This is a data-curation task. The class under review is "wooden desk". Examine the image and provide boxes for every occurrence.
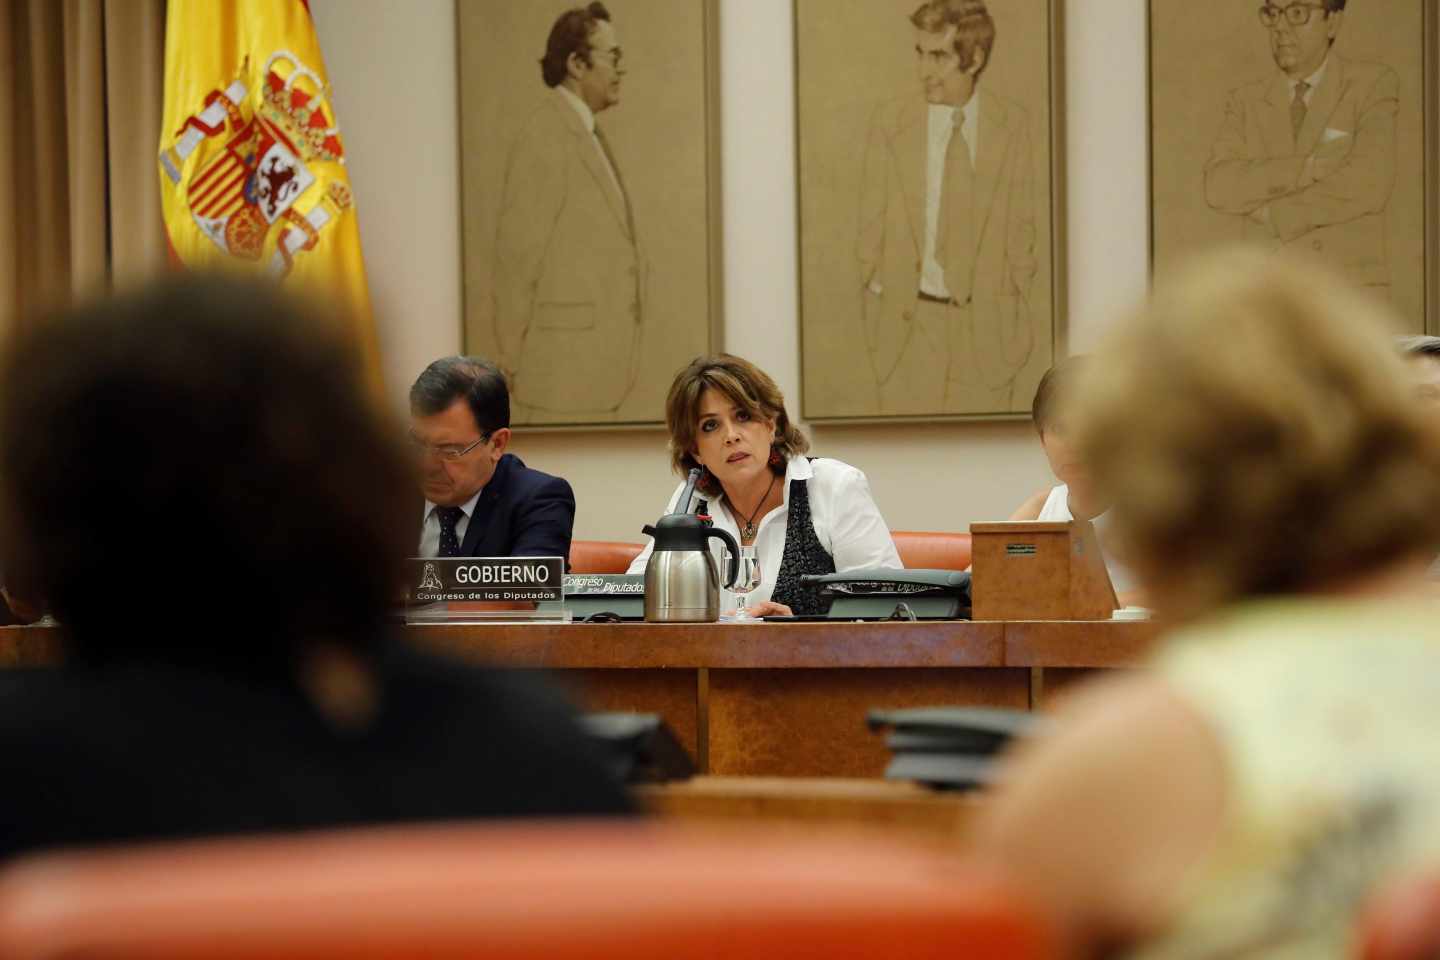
[0,619,1163,776]
[640,776,980,850]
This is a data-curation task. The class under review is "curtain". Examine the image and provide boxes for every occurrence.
[0,0,167,338]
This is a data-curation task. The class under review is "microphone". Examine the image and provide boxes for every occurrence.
[675,467,702,515]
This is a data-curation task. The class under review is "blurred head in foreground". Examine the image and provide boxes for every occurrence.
[1073,248,1440,621]
[0,275,413,663]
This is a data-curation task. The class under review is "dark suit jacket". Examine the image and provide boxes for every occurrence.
[429,453,575,562]
[0,640,633,861]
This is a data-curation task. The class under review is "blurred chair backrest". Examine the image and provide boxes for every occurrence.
[0,822,1051,960]
[570,540,645,574]
[893,531,973,571]
[1359,873,1440,960]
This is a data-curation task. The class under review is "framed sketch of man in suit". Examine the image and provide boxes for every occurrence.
[1151,0,1437,334]
[459,1,721,427]
[797,0,1061,421]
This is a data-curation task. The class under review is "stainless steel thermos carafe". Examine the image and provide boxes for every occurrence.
[641,469,740,622]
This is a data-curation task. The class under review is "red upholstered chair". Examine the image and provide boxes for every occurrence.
[892,530,973,570]
[1358,873,1440,960]
[569,540,645,574]
[0,822,1052,959]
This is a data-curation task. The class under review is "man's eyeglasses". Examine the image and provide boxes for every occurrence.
[409,433,488,462]
[1258,3,1329,28]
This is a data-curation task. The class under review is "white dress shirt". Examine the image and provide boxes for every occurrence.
[556,84,624,199]
[627,456,903,608]
[418,488,483,558]
[920,95,980,300]
[1288,56,1328,107]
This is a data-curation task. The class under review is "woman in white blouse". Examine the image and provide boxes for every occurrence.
[628,354,901,616]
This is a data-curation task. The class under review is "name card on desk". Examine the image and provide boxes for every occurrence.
[563,573,645,621]
[405,557,563,603]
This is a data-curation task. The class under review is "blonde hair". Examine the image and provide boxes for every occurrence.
[1075,248,1440,620]
[664,354,809,494]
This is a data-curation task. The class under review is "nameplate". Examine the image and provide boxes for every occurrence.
[406,556,564,603]
[563,573,645,596]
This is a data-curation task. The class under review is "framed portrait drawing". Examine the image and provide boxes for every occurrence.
[458,0,722,427]
[796,0,1064,422]
[1150,0,1439,335]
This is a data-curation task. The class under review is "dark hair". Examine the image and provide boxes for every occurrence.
[409,356,510,438]
[664,354,809,496]
[540,2,611,88]
[1321,0,1345,45]
[0,275,415,662]
[1031,355,1090,435]
[910,0,996,81]
[1398,335,1440,359]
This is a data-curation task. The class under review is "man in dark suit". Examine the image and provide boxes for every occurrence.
[409,356,575,561]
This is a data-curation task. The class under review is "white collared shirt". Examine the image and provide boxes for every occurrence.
[627,456,903,608]
[921,95,980,299]
[419,488,483,558]
[556,84,624,198]
[1288,56,1328,106]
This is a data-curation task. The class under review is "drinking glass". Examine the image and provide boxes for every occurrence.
[730,545,763,621]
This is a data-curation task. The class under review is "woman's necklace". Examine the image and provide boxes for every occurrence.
[733,472,779,541]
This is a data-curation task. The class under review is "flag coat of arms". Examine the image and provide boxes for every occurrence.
[158,0,380,380]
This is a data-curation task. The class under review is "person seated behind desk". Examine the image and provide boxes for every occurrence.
[409,356,575,561]
[628,354,902,617]
[1398,335,1440,583]
[1008,355,1142,606]
[972,249,1440,959]
[0,277,630,862]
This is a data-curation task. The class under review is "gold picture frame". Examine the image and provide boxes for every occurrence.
[457,0,723,428]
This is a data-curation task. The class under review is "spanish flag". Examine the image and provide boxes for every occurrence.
[157,0,380,385]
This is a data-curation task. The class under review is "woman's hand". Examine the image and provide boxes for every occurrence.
[743,600,794,618]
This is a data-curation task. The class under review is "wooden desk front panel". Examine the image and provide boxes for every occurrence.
[0,620,1156,776]
[549,667,701,767]
[707,667,1029,778]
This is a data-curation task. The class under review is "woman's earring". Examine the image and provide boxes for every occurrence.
[768,447,782,467]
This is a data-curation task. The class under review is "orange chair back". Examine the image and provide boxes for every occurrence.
[0,822,1051,959]
[892,530,973,570]
[1359,873,1440,960]
[569,540,645,574]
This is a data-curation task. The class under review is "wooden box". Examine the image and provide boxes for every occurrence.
[969,521,1117,621]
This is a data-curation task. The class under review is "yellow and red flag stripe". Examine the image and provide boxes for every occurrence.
[158,0,381,386]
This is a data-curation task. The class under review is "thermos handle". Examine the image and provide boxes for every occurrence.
[641,524,657,538]
[707,527,740,589]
